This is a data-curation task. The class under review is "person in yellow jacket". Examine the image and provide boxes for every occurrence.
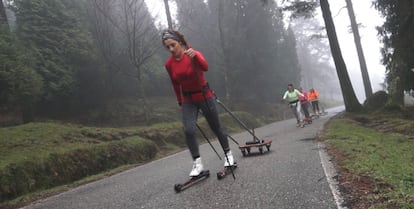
[308,88,320,115]
[282,84,304,126]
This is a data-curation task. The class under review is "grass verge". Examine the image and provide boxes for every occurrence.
[320,110,414,209]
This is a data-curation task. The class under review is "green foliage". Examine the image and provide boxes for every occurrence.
[0,27,43,111]
[12,0,95,110]
[291,16,341,99]
[0,136,157,202]
[374,0,414,91]
[280,0,318,18]
[322,113,414,208]
[0,122,160,202]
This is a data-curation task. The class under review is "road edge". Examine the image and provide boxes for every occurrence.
[318,142,348,209]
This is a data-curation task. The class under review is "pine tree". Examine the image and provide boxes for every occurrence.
[13,0,95,111]
[374,0,414,109]
[0,27,43,122]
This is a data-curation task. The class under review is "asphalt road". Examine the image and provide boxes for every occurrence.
[22,106,345,209]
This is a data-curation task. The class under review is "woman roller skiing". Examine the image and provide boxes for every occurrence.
[162,29,236,179]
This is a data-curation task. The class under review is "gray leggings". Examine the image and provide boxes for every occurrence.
[182,98,229,160]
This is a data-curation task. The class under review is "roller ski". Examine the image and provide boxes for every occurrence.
[174,157,209,193]
[174,170,210,193]
[217,150,237,180]
[217,164,237,180]
[310,114,319,120]
[297,117,312,128]
[303,117,312,124]
[296,120,305,128]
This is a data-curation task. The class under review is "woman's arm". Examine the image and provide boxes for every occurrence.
[185,48,208,71]
[295,89,304,97]
[165,65,182,105]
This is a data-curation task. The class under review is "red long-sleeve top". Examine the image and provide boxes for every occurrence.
[165,50,213,103]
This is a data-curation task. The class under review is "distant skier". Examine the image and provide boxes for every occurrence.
[282,84,304,126]
[162,29,235,177]
[298,87,311,121]
[308,88,321,115]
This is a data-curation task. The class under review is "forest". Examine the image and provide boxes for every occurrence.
[0,0,344,126]
[0,0,413,125]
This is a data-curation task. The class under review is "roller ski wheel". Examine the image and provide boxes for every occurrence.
[311,114,319,119]
[217,163,237,180]
[174,170,210,193]
[297,122,305,128]
[174,183,183,192]
[319,112,328,116]
[304,118,312,124]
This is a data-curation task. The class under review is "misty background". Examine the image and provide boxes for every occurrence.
[0,0,387,126]
[146,0,386,102]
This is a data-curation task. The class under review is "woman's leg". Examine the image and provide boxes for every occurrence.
[182,102,200,160]
[302,103,310,118]
[311,101,317,114]
[314,100,320,113]
[291,104,299,123]
[296,101,303,121]
[199,98,230,152]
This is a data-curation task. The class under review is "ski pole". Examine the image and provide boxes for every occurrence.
[196,123,222,161]
[215,95,260,142]
[198,110,239,146]
[227,134,239,146]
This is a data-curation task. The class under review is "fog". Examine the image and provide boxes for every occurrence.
[326,0,385,102]
[1,0,390,126]
[146,0,386,103]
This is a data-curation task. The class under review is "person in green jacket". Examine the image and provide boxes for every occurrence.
[282,84,304,126]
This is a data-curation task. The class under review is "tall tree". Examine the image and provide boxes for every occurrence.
[163,0,173,29]
[93,0,160,124]
[216,0,234,101]
[0,0,8,28]
[320,0,362,111]
[13,0,96,112]
[345,0,372,98]
[374,0,414,109]
[0,27,43,122]
[209,0,297,102]
[291,16,339,95]
[119,0,160,124]
[88,0,127,101]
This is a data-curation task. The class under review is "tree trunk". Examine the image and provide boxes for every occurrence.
[345,0,372,99]
[163,0,173,29]
[0,0,9,28]
[320,0,362,112]
[386,54,405,109]
[218,0,232,102]
[137,69,149,125]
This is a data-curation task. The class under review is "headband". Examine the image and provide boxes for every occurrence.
[162,31,180,42]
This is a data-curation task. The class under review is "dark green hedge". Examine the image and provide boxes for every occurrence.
[0,137,157,202]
